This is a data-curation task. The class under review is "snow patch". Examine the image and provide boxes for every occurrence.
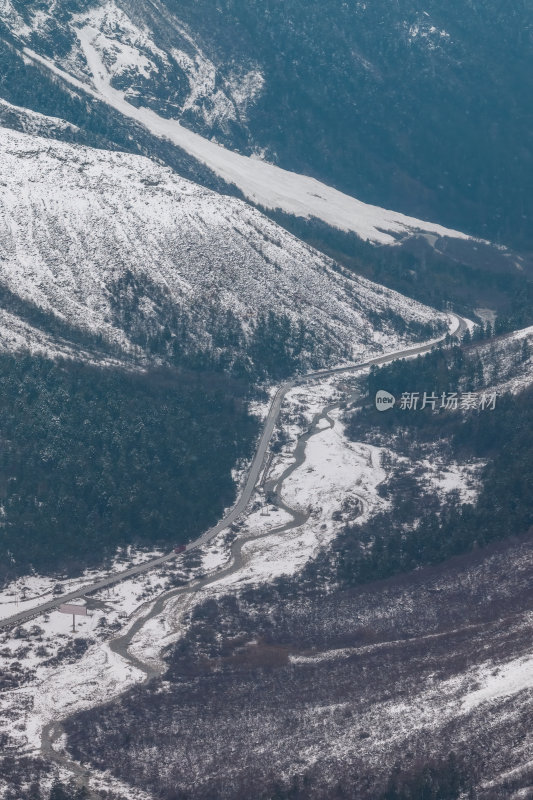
[462,655,533,711]
[23,37,471,246]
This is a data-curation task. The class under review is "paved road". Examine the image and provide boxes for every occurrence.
[0,316,464,632]
[39,366,352,794]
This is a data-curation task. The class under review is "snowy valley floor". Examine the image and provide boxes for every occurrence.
[0,373,379,796]
[1,370,533,799]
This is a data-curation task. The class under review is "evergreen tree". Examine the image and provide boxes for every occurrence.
[49,781,70,800]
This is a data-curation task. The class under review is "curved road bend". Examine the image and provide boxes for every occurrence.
[39,343,412,792]
[0,315,465,632]
[39,371,359,792]
[105,387,365,677]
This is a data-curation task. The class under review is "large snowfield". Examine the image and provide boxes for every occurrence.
[12,0,474,247]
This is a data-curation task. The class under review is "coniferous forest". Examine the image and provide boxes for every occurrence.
[324,345,533,590]
[0,354,257,584]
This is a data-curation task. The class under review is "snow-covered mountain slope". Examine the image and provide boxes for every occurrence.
[1,0,472,246]
[8,0,262,139]
[468,326,533,397]
[0,97,81,140]
[0,125,445,368]
[25,38,470,246]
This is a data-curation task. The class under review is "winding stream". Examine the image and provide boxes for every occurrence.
[35,317,468,795]
[40,380,361,797]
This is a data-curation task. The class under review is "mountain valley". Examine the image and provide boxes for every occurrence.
[0,2,532,799]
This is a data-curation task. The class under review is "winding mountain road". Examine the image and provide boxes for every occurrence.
[38,353,368,797]
[0,316,465,632]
